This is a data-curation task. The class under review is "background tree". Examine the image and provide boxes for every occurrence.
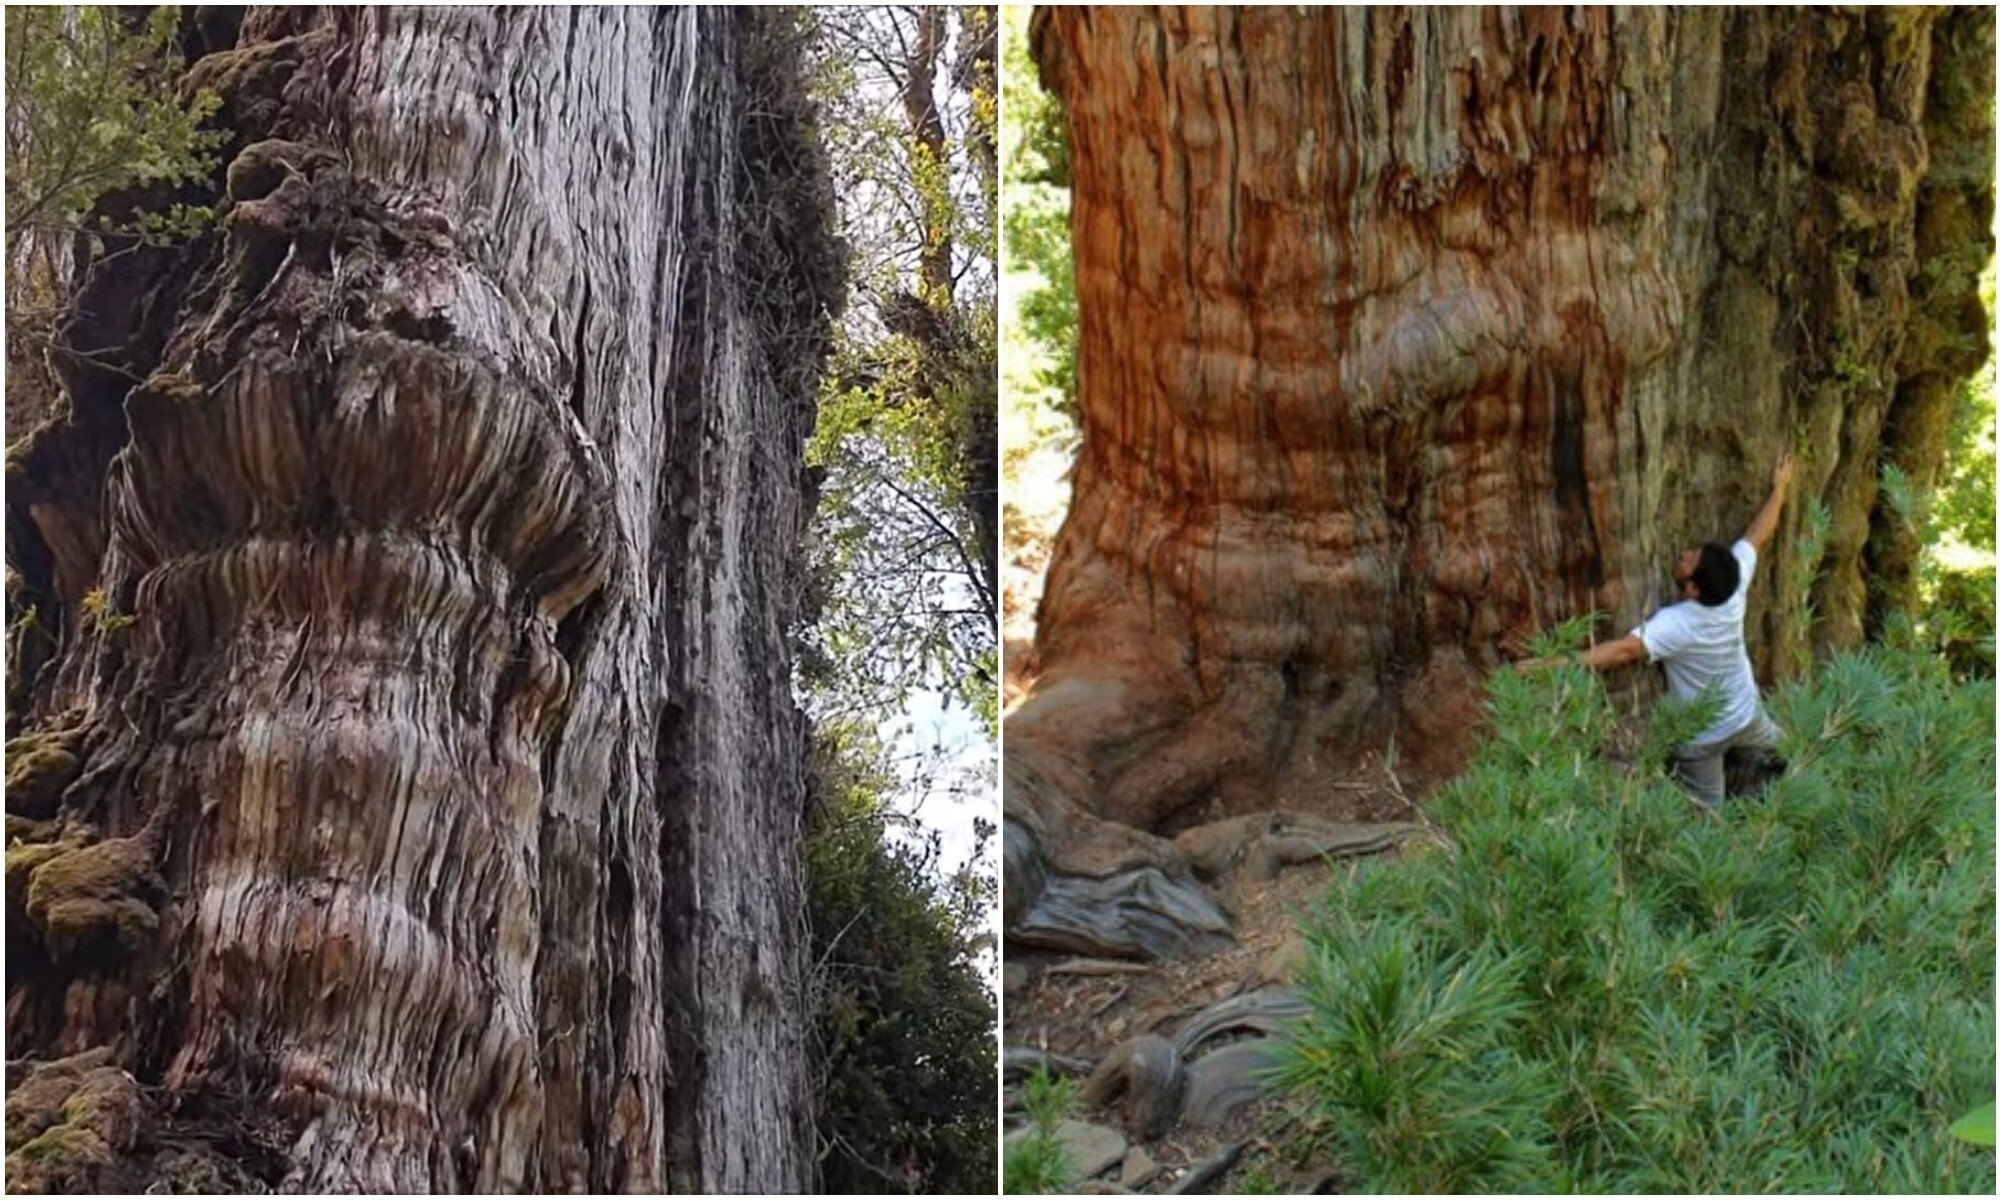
[796,7,1000,1192]
[803,5,998,728]
[5,8,839,1191]
[1005,7,1995,959]
[997,1,1073,415]
[4,6,222,444]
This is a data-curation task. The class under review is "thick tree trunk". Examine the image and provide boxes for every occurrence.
[1007,6,1993,959]
[5,7,838,1193]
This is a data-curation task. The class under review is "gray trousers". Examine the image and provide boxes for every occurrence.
[1672,711,1782,808]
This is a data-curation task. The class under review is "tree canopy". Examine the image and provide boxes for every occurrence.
[796,7,1000,1193]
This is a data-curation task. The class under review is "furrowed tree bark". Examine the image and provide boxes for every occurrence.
[1007,6,1994,959]
[5,7,839,1193]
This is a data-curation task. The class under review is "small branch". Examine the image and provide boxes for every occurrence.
[1045,957,1152,979]
[876,471,997,628]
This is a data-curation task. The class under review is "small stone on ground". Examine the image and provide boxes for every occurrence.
[1120,1146,1159,1187]
[1052,1119,1128,1180]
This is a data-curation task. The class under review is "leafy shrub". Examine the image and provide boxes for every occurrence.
[1277,645,1996,1193]
[6,6,225,440]
[1915,347,1995,680]
[806,727,996,1194]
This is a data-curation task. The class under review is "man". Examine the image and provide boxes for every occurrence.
[1521,452,1796,806]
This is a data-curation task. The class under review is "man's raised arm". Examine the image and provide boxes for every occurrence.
[1743,451,1796,554]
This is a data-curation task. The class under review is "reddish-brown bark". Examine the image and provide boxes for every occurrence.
[1007,7,1993,959]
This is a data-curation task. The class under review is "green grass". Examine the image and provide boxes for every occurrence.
[1276,643,1996,1193]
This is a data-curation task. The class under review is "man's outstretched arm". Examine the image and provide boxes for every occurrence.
[1515,634,1649,673]
[1742,451,1796,553]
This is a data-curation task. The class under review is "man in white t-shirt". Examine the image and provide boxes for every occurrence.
[1520,453,1796,806]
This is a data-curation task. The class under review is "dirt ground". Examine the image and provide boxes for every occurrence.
[998,395,1405,1192]
[1002,759,1428,1194]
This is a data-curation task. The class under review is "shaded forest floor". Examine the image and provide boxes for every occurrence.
[1000,390,1409,1192]
[1002,755,1424,1194]
[1005,872,1350,1193]
[998,705,1740,1193]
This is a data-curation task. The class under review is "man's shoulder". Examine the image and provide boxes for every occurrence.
[1635,600,1699,657]
[1732,538,1758,574]
[1642,599,1700,630]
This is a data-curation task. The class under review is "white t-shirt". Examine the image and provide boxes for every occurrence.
[1630,540,1762,747]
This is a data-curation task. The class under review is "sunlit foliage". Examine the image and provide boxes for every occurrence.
[1279,638,1995,1193]
[802,6,998,734]
[4,6,222,438]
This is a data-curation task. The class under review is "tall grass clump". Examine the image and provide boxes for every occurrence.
[1276,642,1996,1193]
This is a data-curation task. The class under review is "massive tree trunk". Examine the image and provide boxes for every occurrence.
[5,7,839,1193]
[1006,6,1994,959]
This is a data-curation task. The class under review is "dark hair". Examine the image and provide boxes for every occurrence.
[1690,542,1740,606]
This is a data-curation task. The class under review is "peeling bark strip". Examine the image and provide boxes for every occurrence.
[1008,8,1993,959]
[6,7,840,1193]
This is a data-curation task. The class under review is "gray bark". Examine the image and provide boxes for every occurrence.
[6,7,838,1193]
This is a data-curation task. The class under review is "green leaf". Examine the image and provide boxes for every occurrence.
[1950,1102,1996,1147]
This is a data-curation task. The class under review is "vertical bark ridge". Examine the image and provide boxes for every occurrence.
[1866,8,1997,630]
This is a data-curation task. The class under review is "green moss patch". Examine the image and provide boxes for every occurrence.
[4,730,81,818]
[3,1050,136,1193]
[4,1049,112,1144]
[22,834,165,960]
